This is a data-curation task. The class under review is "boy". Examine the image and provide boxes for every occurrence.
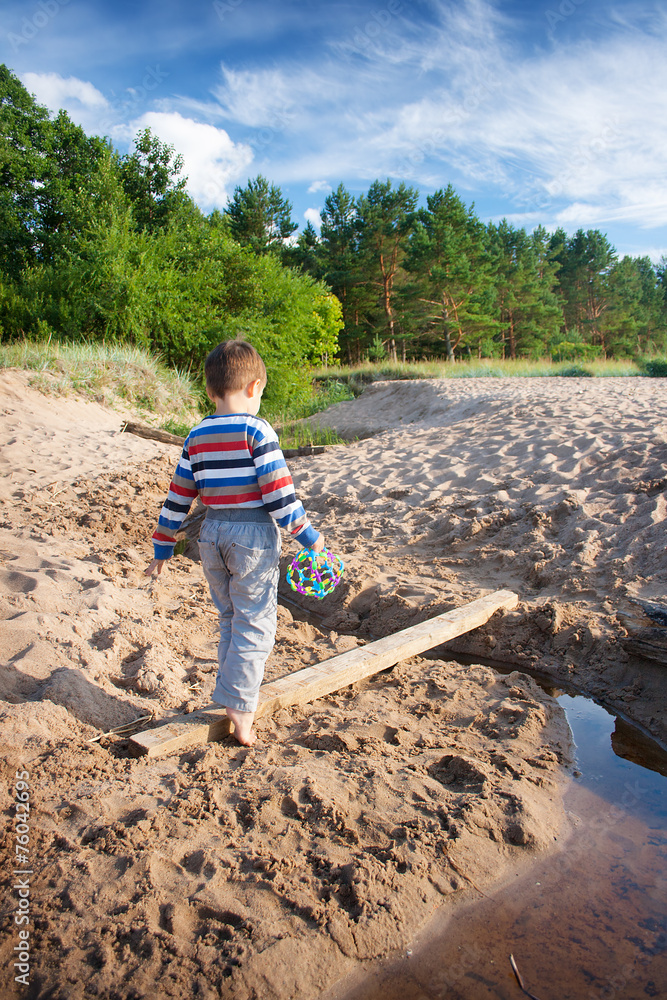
[145,340,323,746]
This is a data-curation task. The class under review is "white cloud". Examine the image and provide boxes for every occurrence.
[20,71,109,131]
[200,1,667,234]
[129,111,253,209]
[308,180,332,194]
[304,207,322,229]
[212,65,300,128]
[21,71,108,110]
[17,70,254,210]
[359,3,667,230]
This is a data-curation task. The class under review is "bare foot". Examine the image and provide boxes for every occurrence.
[226,707,257,746]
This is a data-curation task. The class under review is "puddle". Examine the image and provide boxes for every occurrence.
[282,600,667,997]
[324,675,667,1000]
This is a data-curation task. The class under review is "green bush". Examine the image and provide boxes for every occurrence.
[642,358,667,377]
[1,218,343,415]
[552,364,594,377]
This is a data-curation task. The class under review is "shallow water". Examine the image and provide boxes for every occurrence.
[327,686,667,1000]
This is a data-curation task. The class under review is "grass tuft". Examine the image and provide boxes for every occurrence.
[275,422,347,450]
[553,364,594,377]
[0,340,202,420]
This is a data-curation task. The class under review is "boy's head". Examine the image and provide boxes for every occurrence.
[205,340,267,399]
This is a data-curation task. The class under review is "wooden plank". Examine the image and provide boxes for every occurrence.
[630,598,667,627]
[129,588,518,757]
[120,419,330,459]
[618,602,667,665]
[120,421,185,446]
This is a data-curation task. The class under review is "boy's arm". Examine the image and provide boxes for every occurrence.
[250,423,321,549]
[149,440,199,563]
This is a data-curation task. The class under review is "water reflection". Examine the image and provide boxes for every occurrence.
[612,717,667,780]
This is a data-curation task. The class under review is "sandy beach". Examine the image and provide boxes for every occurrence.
[1,369,665,999]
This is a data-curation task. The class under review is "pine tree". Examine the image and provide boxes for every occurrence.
[486,221,561,359]
[636,256,667,354]
[405,185,494,360]
[316,184,375,361]
[557,229,616,354]
[283,220,322,276]
[224,175,297,255]
[605,256,666,356]
[356,179,418,362]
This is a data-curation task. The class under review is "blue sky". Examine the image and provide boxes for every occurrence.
[3,0,666,260]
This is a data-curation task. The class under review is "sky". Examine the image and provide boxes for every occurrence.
[2,0,666,261]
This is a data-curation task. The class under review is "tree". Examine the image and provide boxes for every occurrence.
[312,184,375,361]
[283,220,322,276]
[636,256,667,354]
[0,64,51,276]
[405,185,494,361]
[0,65,105,274]
[557,229,617,354]
[119,127,188,233]
[486,221,561,359]
[604,256,666,357]
[657,255,667,308]
[224,175,297,255]
[356,179,418,361]
[38,110,108,263]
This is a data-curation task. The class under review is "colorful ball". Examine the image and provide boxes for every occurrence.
[286,548,344,600]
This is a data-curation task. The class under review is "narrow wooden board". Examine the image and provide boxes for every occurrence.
[120,421,185,446]
[618,603,667,666]
[129,588,518,758]
[120,420,329,459]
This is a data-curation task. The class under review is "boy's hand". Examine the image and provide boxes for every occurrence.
[144,559,166,577]
[310,535,325,554]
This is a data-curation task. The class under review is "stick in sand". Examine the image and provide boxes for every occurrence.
[509,954,544,1000]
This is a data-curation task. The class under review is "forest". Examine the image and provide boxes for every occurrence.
[2,62,666,401]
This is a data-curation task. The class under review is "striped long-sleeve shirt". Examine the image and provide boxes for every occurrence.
[151,413,319,559]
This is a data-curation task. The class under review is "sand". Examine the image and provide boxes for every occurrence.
[0,369,665,1000]
[302,376,667,740]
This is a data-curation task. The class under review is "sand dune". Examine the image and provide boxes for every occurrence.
[0,370,179,500]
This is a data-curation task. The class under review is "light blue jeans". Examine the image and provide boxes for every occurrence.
[198,509,281,713]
